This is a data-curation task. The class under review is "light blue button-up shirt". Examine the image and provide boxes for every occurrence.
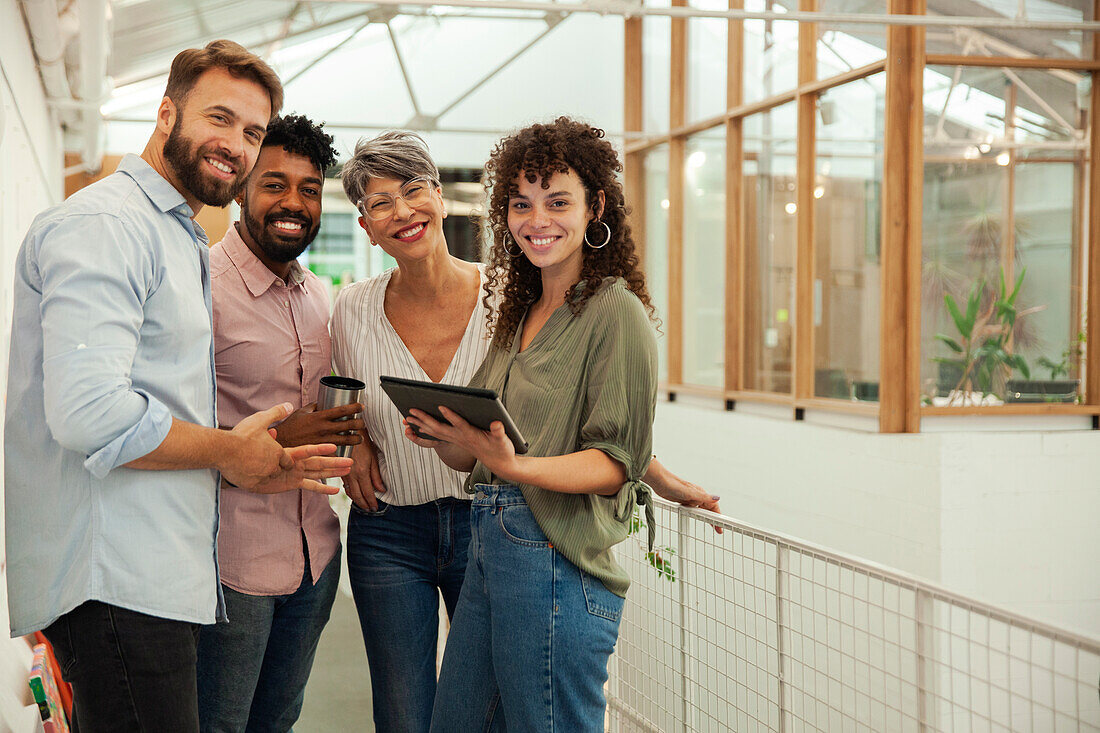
[5,154,226,636]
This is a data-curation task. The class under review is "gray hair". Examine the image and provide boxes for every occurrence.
[340,130,441,208]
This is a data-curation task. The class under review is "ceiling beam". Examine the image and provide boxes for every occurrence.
[305,0,1100,30]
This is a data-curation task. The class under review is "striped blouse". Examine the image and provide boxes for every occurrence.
[330,265,490,506]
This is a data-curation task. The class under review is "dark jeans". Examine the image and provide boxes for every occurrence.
[347,498,471,733]
[196,546,341,733]
[42,600,201,732]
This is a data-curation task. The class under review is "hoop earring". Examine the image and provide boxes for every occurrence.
[503,233,523,258]
[584,220,612,249]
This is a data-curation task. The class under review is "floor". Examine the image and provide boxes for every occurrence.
[297,586,375,731]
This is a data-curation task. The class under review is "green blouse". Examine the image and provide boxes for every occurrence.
[467,278,658,597]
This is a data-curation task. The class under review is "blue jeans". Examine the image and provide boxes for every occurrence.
[195,546,341,733]
[347,498,471,733]
[429,484,625,733]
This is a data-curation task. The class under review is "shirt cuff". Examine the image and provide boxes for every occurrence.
[83,389,173,479]
[612,478,655,551]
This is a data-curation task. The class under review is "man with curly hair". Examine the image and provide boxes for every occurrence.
[196,114,360,730]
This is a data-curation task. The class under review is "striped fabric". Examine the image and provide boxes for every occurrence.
[468,278,658,597]
[330,265,490,506]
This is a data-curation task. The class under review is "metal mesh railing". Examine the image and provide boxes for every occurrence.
[607,498,1100,732]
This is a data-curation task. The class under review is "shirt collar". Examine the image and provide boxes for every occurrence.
[220,223,307,297]
[116,154,195,217]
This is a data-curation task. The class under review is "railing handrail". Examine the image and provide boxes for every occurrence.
[651,496,1100,652]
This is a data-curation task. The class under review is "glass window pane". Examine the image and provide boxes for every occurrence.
[744,1,798,102]
[814,73,885,402]
[921,66,1088,406]
[688,0,729,123]
[816,1,887,79]
[644,1,671,133]
[306,211,368,286]
[683,132,727,387]
[744,102,798,393]
[927,0,1093,60]
[644,145,671,383]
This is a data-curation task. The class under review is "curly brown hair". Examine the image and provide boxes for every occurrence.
[482,117,655,347]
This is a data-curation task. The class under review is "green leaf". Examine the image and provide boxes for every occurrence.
[1009,268,1026,304]
[935,334,964,353]
[964,283,982,334]
[945,293,969,337]
[1012,355,1031,380]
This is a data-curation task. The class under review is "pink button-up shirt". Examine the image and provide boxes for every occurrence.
[210,224,340,595]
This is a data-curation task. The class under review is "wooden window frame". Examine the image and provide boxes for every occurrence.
[627,1,1100,429]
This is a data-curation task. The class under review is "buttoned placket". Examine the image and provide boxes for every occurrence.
[278,275,314,579]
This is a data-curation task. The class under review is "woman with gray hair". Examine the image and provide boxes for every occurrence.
[331,130,485,733]
[331,130,721,733]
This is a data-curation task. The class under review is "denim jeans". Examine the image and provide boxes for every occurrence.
[429,484,625,733]
[42,600,202,732]
[195,546,341,733]
[346,498,471,733]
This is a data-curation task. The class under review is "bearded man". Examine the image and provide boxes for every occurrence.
[195,114,361,731]
[4,41,351,730]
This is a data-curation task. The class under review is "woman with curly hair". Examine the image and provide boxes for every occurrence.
[404,117,663,732]
[334,128,716,733]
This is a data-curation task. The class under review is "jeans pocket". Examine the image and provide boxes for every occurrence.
[497,504,551,548]
[580,571,625,622]
[44,616,78,678]
[350,500,390,517]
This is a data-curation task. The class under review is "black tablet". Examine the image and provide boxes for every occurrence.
[379,375,530,454]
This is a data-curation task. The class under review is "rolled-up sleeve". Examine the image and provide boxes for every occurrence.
[36,214,173,476]
[579,288,658,485]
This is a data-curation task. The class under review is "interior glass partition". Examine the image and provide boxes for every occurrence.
[925,0,1094,60]
[687,0,729,124]
[643,2,672,133]
[743,102,798,395]
[682,132,727,387]
[921,64,1088,407]
[626,2,1098,429]
[815,0,887,79]
[743,1,798,103]
[645,144,673,383]
[813,73,886,401]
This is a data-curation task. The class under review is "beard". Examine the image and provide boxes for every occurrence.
[163,115,248,207]
[240,194,320,263]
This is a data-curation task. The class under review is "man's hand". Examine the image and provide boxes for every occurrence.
[343,435,387,511]
[273,402,365,448]
[219,403,352,495]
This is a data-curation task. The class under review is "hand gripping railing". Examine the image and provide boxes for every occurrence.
[607,497,1100,732]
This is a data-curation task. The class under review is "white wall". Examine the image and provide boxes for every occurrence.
[653,397,1100,637]
[0,0,64,728]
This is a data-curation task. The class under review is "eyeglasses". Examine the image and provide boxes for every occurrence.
[358,177,435,221]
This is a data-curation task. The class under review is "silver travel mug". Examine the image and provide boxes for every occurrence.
[316,375,366,458]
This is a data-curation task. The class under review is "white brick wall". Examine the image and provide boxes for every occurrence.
[652,397,1100,636]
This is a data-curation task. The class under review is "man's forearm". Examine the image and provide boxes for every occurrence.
[124,417,239,471]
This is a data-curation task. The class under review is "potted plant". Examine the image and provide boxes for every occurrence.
[933,269,1038,405]
[1005,331,1084,403]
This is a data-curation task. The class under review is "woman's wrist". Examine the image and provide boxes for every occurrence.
[485,453,528,486]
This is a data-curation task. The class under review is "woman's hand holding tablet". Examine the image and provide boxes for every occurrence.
[379,375,529,454]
